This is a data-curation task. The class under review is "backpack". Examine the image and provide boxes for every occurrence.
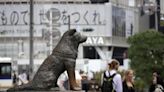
[101,71,116,92]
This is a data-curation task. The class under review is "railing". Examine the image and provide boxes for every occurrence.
[0,0,91,4]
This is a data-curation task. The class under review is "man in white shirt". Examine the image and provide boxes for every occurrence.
[18,70,28,85]
[110,69,122,92]
[101,59,123,92]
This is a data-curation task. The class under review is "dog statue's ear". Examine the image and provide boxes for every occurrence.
[68,29,76,35]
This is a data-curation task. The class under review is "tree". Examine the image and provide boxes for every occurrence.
[127,29,164,85]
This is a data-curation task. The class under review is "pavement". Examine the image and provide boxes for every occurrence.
[0,90,86,92]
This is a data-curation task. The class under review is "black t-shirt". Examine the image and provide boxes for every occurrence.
[123,81,135,92]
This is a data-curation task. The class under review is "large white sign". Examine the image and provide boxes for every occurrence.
[85,36,104,45]
[0,4,112,37]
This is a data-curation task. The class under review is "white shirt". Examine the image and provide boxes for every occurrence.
[18,73,28,85]
[109,70,123,92]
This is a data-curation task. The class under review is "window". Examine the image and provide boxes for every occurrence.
[112,47,127,65]
[0,63,11,79]
[83,46,100,59]
[112,6,126,37]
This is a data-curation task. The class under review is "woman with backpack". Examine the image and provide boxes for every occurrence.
[101,59,122,92]
[123,69,135,92]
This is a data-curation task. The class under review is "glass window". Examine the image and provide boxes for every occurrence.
[83,46,100,59]
[112,6,126,37]
[0,63,11,79]
[112,47,127,65]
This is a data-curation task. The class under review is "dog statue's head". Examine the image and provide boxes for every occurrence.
[63,29,87,44]
[53,29,87,58]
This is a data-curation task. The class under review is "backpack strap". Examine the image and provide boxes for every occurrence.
[107,73,116,82]
[111,73,116,78]
[103,71,109,82]
[103,70,110,77]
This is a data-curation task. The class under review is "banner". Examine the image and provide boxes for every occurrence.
[0,4,112,37]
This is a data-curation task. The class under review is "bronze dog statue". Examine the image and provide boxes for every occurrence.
[7,29,87,91]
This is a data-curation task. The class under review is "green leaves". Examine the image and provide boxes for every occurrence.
[127,29,164,84]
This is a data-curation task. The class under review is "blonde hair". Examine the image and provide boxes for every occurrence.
[108,59,120,70]
[123,69,134,82]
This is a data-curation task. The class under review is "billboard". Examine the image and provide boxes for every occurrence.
[0,4,112,37]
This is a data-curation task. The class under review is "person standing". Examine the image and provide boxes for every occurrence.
[12,71,17,86]
[57,71,69,91]
[101,59,123,92]
[81,73,89,92]
[123,69,135,92]
[149,71,164,92]
[18,70,28,85]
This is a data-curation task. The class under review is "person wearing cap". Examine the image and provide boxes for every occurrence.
[101,59,123,92]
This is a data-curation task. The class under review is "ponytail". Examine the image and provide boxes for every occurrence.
[109,59,119,70]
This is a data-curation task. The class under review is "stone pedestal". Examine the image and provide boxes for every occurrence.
[4,90,85,92]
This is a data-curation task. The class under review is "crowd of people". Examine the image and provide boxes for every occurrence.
[101,59,164,92]
[11,59,164,92]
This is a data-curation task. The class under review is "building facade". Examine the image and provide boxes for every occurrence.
[0,0,150,74]
[160,0,164,32]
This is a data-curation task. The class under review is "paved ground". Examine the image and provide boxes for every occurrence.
[0,90,100,92]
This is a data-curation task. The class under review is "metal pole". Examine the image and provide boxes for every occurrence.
[68,15,70,30]
[67,15,70,90]
[30,0,34,80]
[155,0,158,31]
[49,10,53,54]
